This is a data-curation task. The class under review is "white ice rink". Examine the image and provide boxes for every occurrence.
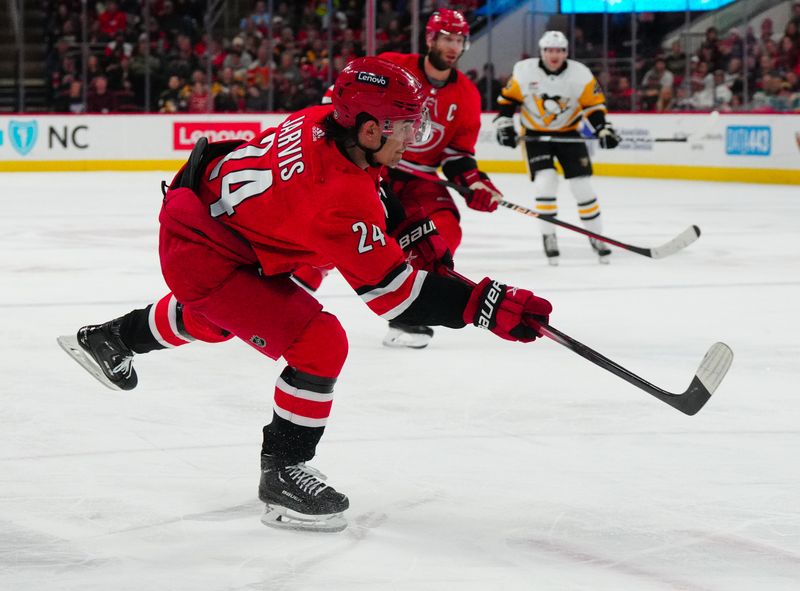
[1,171,799,590]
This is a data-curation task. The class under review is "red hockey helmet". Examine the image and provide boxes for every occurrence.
[425,9,470,50]
[332,57,431,144]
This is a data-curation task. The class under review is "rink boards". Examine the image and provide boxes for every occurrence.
[0,112,797,184]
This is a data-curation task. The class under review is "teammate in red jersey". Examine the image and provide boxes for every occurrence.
[318,9,505,349]
[58,57,552,533]
[379,9,505,348]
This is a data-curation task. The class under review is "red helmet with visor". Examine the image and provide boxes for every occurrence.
[332,57,431,145]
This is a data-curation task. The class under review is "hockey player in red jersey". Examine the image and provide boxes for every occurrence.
[379,9,504,348]
[317,9,500,349]
[58,57,552,533]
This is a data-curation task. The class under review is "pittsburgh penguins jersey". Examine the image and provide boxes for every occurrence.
[498,58,606,133]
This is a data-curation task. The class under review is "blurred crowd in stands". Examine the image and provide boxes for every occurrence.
[43,0,800,114]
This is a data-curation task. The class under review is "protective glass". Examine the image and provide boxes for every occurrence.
[383,107,432,146]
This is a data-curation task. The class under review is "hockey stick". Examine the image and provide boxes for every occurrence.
[539,325,732,416]
[394,164,700,259]
[520,111,720,146]
[521,135,687,144]
[448,269,733,415]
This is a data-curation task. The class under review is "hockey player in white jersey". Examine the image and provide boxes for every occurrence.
[494,30,621,265]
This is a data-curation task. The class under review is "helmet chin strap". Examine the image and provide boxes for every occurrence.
[358,134,387,168]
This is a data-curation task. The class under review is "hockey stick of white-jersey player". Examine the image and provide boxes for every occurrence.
[449,268,733,416]
[521,135,688,144]
[395,164,700,259]
[520,110,721,145]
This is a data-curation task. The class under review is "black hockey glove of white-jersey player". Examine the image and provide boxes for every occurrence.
[595,122,621,149]
[494,116,518,148]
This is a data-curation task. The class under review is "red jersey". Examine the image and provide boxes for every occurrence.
[195,104,428,321]
[378,52,482,175]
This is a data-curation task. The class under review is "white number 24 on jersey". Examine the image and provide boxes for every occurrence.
[351,222,386,254]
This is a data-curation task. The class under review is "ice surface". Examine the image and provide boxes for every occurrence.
[1,171,799,590]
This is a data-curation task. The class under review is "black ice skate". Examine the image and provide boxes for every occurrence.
[542,234,560,266]
[382,321,434,349]
[57,321,138,391]
[589,237,612,265]
[259,454,349,533]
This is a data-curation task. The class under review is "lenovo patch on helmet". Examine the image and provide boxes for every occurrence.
[356,72,388,87]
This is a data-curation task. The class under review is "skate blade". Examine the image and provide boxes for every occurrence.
[382,328,431,349]
[56,335,121,391]
[546,257,559,267]
[260,504,347,533]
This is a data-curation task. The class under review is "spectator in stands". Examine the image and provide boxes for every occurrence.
[223,36,254,72]
[212,67,244,112]
[247,43,273,90]
[778,36,798,74]
[87,76,116,113]
[607,76,633,111]
[86,54,105,87]
[244,84,270,111]
[787,71,800,92]
[98,1,127,41]
[655,85,675,112]
[665,40,687,79]
[640,57,674,111]
[129,34,163,104]
[751,72,778,111]
[756,53,777,81]
[571,27,597,59]
[107,31,133,60]
[158,75,187,112]
[49,3,80,44]
[698,42,722,73]
[725,28,744,59]
[377,0,401,33]
[50,53,78,99]
[187,80,212,112]
[158,1,186,43]
[689,58,710,95]
[55,80,85,113]
[165,34,199,81]
[378,18,410,53]
[241,0,271,35]
[106,54,132,92]
[710,69,732,110]
[758,18,778,53]
[725,57,744,97]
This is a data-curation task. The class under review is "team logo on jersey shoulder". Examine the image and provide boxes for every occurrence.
[250,335,267,348]
[9,120,38,156]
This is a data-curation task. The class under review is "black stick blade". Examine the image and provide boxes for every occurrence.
[541,326,733,416]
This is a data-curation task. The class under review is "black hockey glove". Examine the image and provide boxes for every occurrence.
[392,209,453,275]
[596,123,621,150]
[494,116,518,148]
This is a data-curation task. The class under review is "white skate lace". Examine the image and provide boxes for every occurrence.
[286,464,329,496]
[112,355,133,377]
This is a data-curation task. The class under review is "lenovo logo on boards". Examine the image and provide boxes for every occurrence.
[173,121,261,150]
